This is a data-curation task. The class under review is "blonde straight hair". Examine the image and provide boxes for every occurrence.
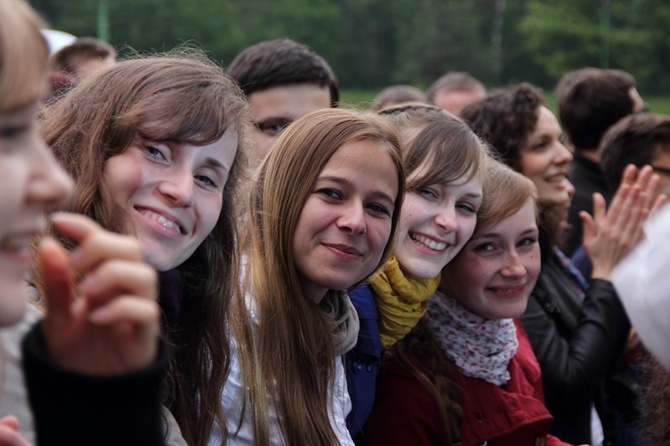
[232,108,405,445]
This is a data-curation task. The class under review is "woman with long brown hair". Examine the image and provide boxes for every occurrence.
[0,1,164,444]
[39,52,249,446]
[216,108,405,445]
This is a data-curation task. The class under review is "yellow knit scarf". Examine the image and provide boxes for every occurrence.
[372,256,441,348]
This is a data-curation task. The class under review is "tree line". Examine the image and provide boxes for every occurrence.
[31,0,670,94]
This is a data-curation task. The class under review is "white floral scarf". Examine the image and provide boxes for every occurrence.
[423,291,518,386]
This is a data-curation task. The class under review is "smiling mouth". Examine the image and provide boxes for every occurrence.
[138,209,185,234]
[410,233,447,251]
[546,174,567,184]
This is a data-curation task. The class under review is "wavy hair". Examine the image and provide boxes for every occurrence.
[40,52,249,446]
[232,108,405,445]
[460,83,544,171]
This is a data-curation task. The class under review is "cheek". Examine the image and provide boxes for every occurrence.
[458,216,478,245]
[520,153,544,178]
[367,218,394,258]
[196,196,223,239]
[398,195,422,231]
[525,249,542,282]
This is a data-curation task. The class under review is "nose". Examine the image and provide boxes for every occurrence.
[28,138,74,210]
[435,205,458,234]
[554,142,573,165]
[157,164,195,207]
[337,201,367,235]
[501,250,526,279]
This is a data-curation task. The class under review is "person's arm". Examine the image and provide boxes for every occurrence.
[581,165,662,281]
[613,203,670,370]
[22,213,165,446]
[522,275,630,410]
[524,166,657,403]
[22,324,168,446]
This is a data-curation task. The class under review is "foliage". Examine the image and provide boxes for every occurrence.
[30,0,670,94]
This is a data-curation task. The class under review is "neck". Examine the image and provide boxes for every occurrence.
[577,148,600,163]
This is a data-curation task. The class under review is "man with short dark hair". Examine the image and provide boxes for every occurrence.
[557,68,646,255]
[227,38,338,167]
[601,113,670,199]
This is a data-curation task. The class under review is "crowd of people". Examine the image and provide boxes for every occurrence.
[2,0,670,445]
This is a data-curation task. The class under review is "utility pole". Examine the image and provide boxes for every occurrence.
[98,0,110,42]
[491,0,506,87]
[600,0,610,69]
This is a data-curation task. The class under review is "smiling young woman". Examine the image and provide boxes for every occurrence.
[216,108,405,446]
[39,53,249,446]
[0,1,164,445]
[362,162,574,445]
[460,83,659,445]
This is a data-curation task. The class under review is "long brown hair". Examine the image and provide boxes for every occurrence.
[387,161,537,444]
[232,108,405,445]
[40,52,249,446]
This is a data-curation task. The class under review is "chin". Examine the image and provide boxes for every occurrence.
[401,260,444,280]
[144,252,179,272]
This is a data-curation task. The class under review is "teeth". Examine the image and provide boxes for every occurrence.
[547,175,566,183]
[410,233,447,251]
[141,210,181,232]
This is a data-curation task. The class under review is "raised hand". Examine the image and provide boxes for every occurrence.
[581,165,659,281]
[39,213,159,376]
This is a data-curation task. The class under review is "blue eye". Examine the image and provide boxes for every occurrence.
[518,237,537,248]
[419,188,437,199]
[367,203,392,217]
[195,174,218,189]
[144,145,166,161]
[475,242,496,253]
[457,203,477,214]
[318,188,342,200]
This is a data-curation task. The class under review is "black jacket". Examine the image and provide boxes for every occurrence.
[22,323,169,446]
[520,252,630,445]
[565,152,613,256]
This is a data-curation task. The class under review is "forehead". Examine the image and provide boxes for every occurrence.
[479,199,537,237]
[529,106,561,137]
[248,84,331,122]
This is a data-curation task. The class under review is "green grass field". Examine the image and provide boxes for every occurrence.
[341,89,670,116]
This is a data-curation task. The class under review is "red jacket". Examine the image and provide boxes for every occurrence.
[358,320,570,446]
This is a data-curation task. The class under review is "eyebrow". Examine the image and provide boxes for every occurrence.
[319,175,396,203]
[477,227,538,239]
[205,157,228,172]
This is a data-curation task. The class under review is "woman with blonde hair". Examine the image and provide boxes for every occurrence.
[0,1,164,445]
[39,52,248,445]
[214,108,405,445]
